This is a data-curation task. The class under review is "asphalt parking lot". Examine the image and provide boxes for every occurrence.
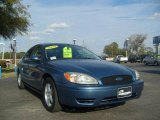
[0,63,160,120]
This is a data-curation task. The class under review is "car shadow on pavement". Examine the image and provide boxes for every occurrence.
[25,86,42,100]
[25,86,125,113]
[62,102,125,113]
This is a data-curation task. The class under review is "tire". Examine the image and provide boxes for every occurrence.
[155,61,159,66]
[42,77,61,112]
[144,61,148,66]
[17,73,25,89]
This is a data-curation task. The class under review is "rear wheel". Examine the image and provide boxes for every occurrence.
[42,77,61,112]
[144,61,148,65]
[155,61,159,66]
[17,73,25,89]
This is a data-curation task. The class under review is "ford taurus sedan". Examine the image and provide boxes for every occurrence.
[17,43,144,112]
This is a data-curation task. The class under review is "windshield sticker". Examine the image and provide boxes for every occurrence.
[45,45,58,50]
[63,47,72,58]
[50,56,57,60]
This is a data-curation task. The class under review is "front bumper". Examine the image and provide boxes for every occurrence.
[56,80,144,107]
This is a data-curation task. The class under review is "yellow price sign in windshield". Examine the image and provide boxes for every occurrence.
[63,47,72,58]
[45,45,58,50]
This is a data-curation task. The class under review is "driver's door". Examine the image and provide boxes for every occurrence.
[27,46,44,90]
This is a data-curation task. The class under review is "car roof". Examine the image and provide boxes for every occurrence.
[36,43,72,46]
[26,43,85,53]
[35,43,79,48]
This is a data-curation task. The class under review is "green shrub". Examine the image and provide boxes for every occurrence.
[2,68,14,73]
[0,60,7,68]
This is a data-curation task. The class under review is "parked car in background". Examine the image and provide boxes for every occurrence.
[136,56,143,63]
[106,56,114,62]
[100,54,114,62]
[128,55,137,63]
[128,55,143,63]
[17,43,143,112]
[143,55,160,66]
[114,55,128,63]
[139,54,148,63]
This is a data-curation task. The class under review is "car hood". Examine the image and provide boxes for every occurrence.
[47,59,133,79]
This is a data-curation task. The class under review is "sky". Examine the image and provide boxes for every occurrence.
[1,0,160,54]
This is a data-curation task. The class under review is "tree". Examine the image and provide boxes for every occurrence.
[144,47,154,54]
[16,52,25,59]
[3,52,25,59]
[128,34,147,54]
[118,48,126,56]
[138,46,145,55]
[0,0,30,40]
[4,52,11,59]
[103,42,119,57]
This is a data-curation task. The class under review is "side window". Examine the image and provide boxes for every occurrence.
[46,49,61,60]
[23,49,33,60]
[30,46,42,60]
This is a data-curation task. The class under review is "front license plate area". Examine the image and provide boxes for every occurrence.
[117,86,132,98]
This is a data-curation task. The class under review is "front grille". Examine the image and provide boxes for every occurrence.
[101,75,133,86]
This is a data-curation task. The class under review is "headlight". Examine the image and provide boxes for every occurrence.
[64,72,98,85]
[135,70,140,80]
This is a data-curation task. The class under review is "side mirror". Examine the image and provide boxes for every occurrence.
[98,56,102,59]
[99,56,106,60]
[31,56,41,61]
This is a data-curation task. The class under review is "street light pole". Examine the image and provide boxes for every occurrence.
[73,39,76,45]
[2,46,5,60]
[0,43,5,60]
[124,39,129,57]
[13,39,17,67]
[112,46,113,57]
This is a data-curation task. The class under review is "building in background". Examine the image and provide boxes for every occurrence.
[153,36,160,55]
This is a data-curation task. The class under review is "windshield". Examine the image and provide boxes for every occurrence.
[44,44,100,60]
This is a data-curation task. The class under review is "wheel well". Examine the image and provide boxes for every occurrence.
[41,73,61,103]
[41,73,54,88]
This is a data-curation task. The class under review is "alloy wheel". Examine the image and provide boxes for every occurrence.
[44,83,53,107]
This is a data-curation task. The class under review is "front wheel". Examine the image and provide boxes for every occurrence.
[42,77,61,112]
[17,73,25,89]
